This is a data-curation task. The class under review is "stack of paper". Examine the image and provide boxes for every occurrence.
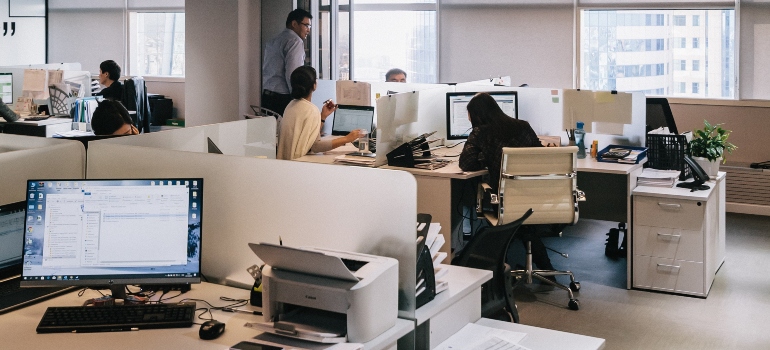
[637,168,681,188]
[424,223,449,294]
[333,154,376,167]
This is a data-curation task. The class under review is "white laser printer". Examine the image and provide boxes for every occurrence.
[248,243,399,344]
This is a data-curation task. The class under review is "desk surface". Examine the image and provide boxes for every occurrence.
[0,117,71,126]
[577,157,645,175]
[413,264,492,324]
[0,282,413,350]
[471,318,605,350]
[633,171,725,201]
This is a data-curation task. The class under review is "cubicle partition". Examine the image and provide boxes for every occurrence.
[86,135,419,317]
[0,134,85,205]
[100,118,277,158]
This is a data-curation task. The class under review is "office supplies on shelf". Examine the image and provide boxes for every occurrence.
[36,302,196,333]
[416,214,438,308]
[636,168,681,188]
[645,133,691,180]
[596,144,647,164]
[249,243,398,343]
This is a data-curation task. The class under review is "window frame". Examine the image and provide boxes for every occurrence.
[127,10,186,78]
[575,5,739,100]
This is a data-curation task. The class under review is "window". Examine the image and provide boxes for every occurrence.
[678,82,686,93]
[580,9,735,99]
[129,12,185,76]
[693,15,700,26]
[692,82,700,94]
[310,1,437,83]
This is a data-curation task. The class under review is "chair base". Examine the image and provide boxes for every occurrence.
[511,241,581,311]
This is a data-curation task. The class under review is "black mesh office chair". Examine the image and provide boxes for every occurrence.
[452,209,533,323]
[478,146,585,311]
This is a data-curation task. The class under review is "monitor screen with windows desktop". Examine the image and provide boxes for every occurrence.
[20,178,203,299]
[446,91,518,140]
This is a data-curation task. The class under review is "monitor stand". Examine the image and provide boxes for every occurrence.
[109,284,127,300]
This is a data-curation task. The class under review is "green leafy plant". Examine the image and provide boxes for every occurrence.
[689,120,737,163]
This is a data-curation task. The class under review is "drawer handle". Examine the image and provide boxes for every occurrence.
[657,263,681,270]
[657,233,681,239]
[657,203,681,210]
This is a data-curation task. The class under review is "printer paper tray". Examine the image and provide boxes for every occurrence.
[245,321,347,344]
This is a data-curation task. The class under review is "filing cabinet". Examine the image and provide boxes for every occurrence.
[631,173,725,297]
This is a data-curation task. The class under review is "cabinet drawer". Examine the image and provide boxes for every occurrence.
[634,196,705,231]
[633,225,703,262]
[633,256,704,296]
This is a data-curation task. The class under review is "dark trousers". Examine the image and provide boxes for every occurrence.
[261,90,292,117]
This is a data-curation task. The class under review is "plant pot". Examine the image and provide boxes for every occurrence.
[693,156,720,179]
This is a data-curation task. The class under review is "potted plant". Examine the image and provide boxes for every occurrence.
[689,120,737,177]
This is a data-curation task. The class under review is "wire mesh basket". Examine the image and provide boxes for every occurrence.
[645,134,691,180]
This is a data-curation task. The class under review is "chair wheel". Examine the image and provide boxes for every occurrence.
[568,299,580,310]
[570,281,581,291]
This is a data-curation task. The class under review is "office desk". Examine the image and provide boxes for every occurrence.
[576,157,645,288]
[297,146,486,258]
[409,264,491,349]
[0,282,413,350]
[0,118,72,137]
[434,318,605,350]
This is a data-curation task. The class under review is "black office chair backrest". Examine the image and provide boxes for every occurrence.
[646,97,678,134]
[452,209,533,321]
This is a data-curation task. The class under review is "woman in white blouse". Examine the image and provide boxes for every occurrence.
[277,66,362,160]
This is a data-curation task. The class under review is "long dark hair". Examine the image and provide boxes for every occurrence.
[466,92,521,138]
[290,66,316,100]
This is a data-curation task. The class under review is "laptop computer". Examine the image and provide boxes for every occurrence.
[331,105,375,136]
[0,201,73,314]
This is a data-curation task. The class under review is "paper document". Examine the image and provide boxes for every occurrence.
[48,70,63,85]
[434,323,527,350]
[336,80,371,106]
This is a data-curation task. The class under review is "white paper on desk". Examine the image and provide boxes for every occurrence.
[376,95,398,131]
[393,91,419,126]
[434,323,527,350]
[336,80,371,106]
[426,224,441,248]
[429,235,445,257]
[22,69,47,99]
[433,161,464,174]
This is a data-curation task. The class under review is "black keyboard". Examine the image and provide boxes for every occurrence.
[36,302,196,333]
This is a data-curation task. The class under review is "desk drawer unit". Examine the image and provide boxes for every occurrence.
[632,193,716,297]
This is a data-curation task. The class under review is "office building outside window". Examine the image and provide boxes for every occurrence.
[129,12,185,76]
[580,9,735,99]
[693,82,700,94]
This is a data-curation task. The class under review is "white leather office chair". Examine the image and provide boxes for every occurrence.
[478,146,585,310]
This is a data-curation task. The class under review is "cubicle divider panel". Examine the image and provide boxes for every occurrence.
[86,144,418,316]
[101,125,206,152]
[0,134,85,205]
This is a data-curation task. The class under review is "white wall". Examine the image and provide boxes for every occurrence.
[439,4,574,88]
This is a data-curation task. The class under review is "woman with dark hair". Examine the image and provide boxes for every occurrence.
[277,66,362,160]
[91,100,138,136]
[98,60,124,101]
[459,92,556,272]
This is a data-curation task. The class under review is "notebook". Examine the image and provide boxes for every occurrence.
[331,105,375,136]
[0,201,73,314]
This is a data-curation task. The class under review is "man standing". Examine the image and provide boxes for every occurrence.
[262,9,313,117]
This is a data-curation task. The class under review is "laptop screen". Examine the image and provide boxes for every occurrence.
[0,201,25,278]
[331,105,375,136]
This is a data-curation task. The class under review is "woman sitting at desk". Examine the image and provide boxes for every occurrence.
[277,66,362,160]
[458,92,556,272]
[91,100,138,136]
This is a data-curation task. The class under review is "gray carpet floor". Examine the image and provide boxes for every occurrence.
[509,213,770,350]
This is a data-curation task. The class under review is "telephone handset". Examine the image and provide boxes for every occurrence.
[676,155,711,191]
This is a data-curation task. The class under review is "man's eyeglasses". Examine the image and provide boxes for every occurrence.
[299,22,311,29]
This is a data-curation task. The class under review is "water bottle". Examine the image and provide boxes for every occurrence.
[358,130,370,154]
[575,122,586,159]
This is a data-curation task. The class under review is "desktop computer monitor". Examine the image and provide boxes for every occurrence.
[20,178,203,299]
[0,73,12,104]
[446,91,518,140]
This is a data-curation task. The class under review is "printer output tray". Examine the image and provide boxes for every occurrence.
[249,243,359,282]
[245,308,347,344]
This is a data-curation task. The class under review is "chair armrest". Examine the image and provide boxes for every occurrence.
[476,182,499,215]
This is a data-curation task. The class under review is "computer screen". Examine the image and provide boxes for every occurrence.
[446,91,518,140]
[331,105,375,136]
[20,179,203,296]
[0,201,26,277]
[0,73,13,104]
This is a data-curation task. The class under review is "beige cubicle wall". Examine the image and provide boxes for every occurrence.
[100,118,277,158]
[86,139,419,317]
[0,134,85,205]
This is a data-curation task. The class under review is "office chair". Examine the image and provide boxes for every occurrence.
[452,209,533,323]
[122,77,152,133]
[478,146,585,311]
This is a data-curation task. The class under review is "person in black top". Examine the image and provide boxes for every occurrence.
[98,60,123,101]
[458,92,555,272]
[91,100,138,136]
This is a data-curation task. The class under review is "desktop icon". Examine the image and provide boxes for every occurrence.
[31,183,36,188]
[192,202,197,208]
[37,204,42,210]
[192,214,197,219]
[38,193,43,199]
[192,191,197,198]
[30,193,34,199]
[176,181,181,185]
[28,216,33,221]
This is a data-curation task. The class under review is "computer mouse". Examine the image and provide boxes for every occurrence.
[199,320,226,340]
